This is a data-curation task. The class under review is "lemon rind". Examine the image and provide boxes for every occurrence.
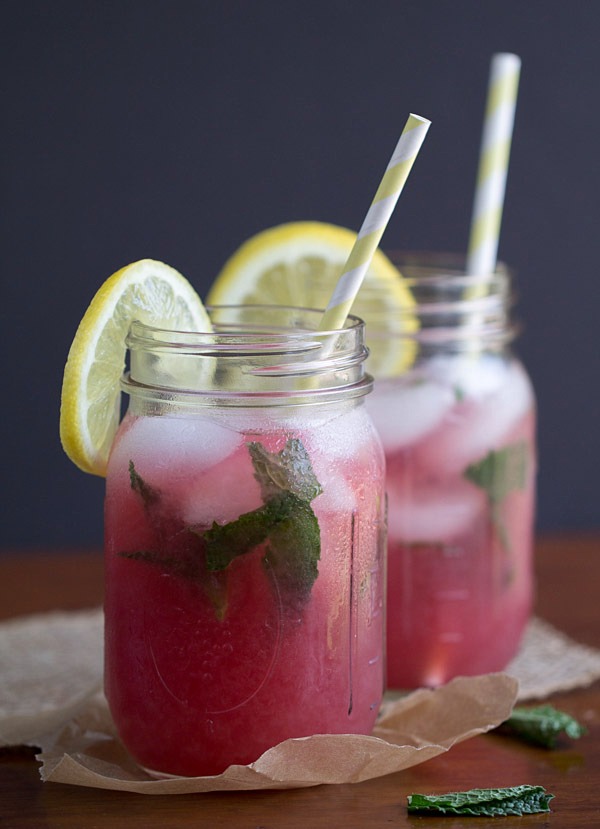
[60,259,209,477]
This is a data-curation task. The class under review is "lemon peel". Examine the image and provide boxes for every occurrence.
[207,221,417,376]
[60,259,209,476]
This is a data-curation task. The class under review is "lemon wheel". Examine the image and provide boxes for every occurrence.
[207,222,417,377]
[60,259,210,477]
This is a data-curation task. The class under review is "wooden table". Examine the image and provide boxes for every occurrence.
[1,535,599,828]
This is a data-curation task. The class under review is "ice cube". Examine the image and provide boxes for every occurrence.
[182,442,262,526]
[367,379,455,452]
[426,353,507,399]
[387,478,487,542]
[415,361,534,477]
[313,463,358,513]
[305,405,380,463]
[109,414,242,477]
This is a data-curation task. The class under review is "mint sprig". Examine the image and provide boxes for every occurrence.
[198,439,322,606]
[263,494,320,605]
[249,439,323,502]
[201,492,299,570]
[499,704,586,748]
[407,785,554,816]
[122,440,323,615]
[464,440,528,552]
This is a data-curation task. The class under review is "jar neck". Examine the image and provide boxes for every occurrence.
[368,253,518,376]
[122,305,373,409]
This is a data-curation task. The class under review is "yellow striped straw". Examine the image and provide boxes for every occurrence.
[467,53,521,275]
[319,113,431,331]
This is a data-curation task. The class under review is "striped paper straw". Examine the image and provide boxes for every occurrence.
[319,113,431,331]
[466,53,521,275]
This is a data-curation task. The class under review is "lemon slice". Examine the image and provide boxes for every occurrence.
[60,259,210,477]
[207,221,417,376]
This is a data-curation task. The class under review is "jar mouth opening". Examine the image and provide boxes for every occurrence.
[385,249,512,277]
[123,304,372,404]
[358,253,517,350]
[126,305,365,351]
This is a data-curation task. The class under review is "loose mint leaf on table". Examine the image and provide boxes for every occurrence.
[499,704,586,748]
[407,785,554,816]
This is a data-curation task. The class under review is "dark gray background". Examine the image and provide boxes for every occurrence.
[2,1,598,550]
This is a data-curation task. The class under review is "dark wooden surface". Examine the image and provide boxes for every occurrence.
[1,535,599,828]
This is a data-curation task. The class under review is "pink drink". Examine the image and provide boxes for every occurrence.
[104,309,385,777]
[368,353,536,688]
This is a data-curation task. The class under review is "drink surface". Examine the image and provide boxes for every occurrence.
[104,404,385,776]
[367,353,536,689]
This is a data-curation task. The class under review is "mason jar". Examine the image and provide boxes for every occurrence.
[104,305,386,777]
[365,254,536,689]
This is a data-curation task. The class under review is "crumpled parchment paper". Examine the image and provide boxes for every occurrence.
[36,673,517,793]
[3,606,598,794]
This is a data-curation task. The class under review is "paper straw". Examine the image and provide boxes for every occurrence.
[319,114,431,331]
[466,52,521,275]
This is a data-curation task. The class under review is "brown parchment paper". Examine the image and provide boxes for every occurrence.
[35,673,517,793]
[4,607,600,794]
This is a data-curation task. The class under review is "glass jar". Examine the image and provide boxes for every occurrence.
[104,305,386,777]
[365,254,536,689]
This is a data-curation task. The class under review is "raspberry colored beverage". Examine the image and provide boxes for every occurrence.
[104,307,386,776]
[365,257,537,689]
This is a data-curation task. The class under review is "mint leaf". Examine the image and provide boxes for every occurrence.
[264,495,320,605]
[200,493,298,571]
[249,439,323,503]
[500,705,586,748]
[201,570,230,622]
[199,491,321,605]
[197,439,323,608]
[407,785,554,816]
[464,440,528,551]
[120,548,229,620]
[453,385,465,402]
[129,460,161,508]
[119,548,201,582]
[465,441,528,504]
[124,440,323,615]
